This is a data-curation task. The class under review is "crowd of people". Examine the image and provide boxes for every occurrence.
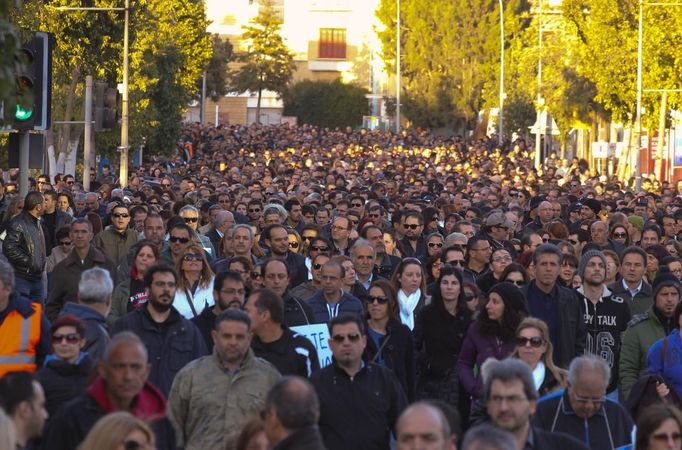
[2,122,682,450]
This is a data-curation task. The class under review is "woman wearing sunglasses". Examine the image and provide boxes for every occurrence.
[363,279,416,402]
[79,411,155,450]
[109,241,160,327]
[512,317,567,397]
[500,263,530,289]
[37,315,93,418]
[610,224,631,247]
[414,266,472,407]
[425,232,445,259]
[173,244,215,319]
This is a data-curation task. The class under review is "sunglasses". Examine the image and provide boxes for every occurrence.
[313,263,324,270]
[251,272,262,279]
[249,208,261,213]
[302,236,316,241]
[507,279,525,286]
[464,294,476,302]
[428,242,443,248]
[612,232,627,239]
[66,181,74,185]
[183,253,204,262]
[310,246,329,252]
[404,224,420,230]
[289,241,300,249]
[368,213,380,218]
[516,336,544,348]
[184,217,198,223]
[448,259,464,266]
[59,241,72,246]
[368,296,389,304]
[169,236,190,244]
[52,333,80,344]
[112,213,130,219]
[352,202,363,207]
[331,333,362,343]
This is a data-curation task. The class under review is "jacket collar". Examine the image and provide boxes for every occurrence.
[87,376,167,421]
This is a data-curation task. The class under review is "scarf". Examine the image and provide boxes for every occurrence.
[397,288,421,330]
[532,361,546,391]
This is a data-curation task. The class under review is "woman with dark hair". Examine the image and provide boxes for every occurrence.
[516,250,535,280]
[635,404,682,450]
[647,245,671,284]
[390,257,428,330]
[558,253,579,287]
[500,263,529,288]
[109,241,160,327]
[363,279,416,402]
[610,223,631,247]
[457,282,528,398]
[414,265,472,407]
[425,254,443,287]
[37,315,93,417]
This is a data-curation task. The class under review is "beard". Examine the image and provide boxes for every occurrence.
[149,294,173,313]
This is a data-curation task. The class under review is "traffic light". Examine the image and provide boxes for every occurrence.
[11,31,53,131]
[94,82,120,131]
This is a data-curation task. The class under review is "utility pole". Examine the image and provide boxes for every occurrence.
[119,0,130,188]
[534,0,543,170]
[83,76,93,191]
[395,0,401,133]
[498,0,504,146]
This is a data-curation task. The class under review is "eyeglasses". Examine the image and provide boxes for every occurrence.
[310,246,329,252]
[612,232,627,239]
[331,333,362,343]
[351,202,363,207]
[571,391,605,407]
[289,241,300,249]
[59,240,72,246]
[52,333,80,344]
[428,242,443,248]
[492,256,512,263]
[652,432,682,443]
[183,217,198,223]
[251,272,262,279]
[507,279,525,286]
[183,253,204,261]
[112,213,130,219]
[516,336,544,347]
[369,213,380,219]
[248,208,261,213]
[448,259,464,266]
[169,236,190,244]
[368,296,389,304]
[404,224,421,230]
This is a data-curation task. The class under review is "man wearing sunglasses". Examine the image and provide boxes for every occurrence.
[93,204,139,267]
[481,211,516,257]
[311,314,407,450]
[179,205,215,259]
[398,212,427,260]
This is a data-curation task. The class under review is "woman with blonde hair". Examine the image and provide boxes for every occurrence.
[512,317,567,397]
[78,411,155,450]
[174,243,215,319]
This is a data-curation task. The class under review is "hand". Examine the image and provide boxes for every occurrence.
[656,381,670,399]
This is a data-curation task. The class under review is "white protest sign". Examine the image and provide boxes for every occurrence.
[291,324,332,368]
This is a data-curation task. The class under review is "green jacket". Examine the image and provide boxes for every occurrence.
[168,348,280,450]
[92,227,138,269]
[608,280,654,316]
[619,307,672,398]
[108,278,130,329]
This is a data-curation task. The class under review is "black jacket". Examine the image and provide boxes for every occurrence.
[273,426,327,450]
[364,319,416,402]
[533,390,634,450]
[310,362,407,450]
[283,291,315,327]
[251,327,320,377]
[42,209,72,255]
[522,282,586,368]
[112,304,208,395]
[530,426,590,450]
[285,251,309,289]
[36,355,94,418]
[192,305,216,352]
[375,254,401,280]
[2,210,46,281]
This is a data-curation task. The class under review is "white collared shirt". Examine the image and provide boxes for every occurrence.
[622,278,643,297]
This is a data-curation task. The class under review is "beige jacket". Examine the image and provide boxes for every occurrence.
[168,348,280,450]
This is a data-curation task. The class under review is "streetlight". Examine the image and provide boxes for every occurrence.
[54,0,130,188]
[396,0,401,133]
[499,0,504,146]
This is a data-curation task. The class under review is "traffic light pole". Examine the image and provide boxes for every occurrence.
[119,0,130,188]
[83,76,93,192]
[19,132,29,198]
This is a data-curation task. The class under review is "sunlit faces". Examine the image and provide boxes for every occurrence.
[398,262,423,295]
[485,292,505,322]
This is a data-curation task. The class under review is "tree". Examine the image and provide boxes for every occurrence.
[283,80,370,128]
[376,0,531,132]
[205,34,233,102]
[230,0,294,124]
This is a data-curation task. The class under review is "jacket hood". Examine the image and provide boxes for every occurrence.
[61,302,107,323]
[87,376,168,421]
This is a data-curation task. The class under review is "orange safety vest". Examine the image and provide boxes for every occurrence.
[0,302,42,377]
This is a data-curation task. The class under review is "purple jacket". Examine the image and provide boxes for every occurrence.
[456,325,516,397]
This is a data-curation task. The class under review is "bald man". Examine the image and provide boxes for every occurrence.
[396,402,456,450]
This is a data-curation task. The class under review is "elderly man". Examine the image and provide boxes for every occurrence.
[396,402,456,450]
[43,332,177,449]
[533,355,634,450]
[204,210,235,252]
[590,220,624,256]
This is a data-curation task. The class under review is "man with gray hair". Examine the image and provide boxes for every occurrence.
[59,267,113,362]
[396,402,456,450]
[350,238,378,290]
[461,424,516,450]
[483,358,587,450]
[533,354,633,450]
[179,204,215,258]
[203,210,235,252]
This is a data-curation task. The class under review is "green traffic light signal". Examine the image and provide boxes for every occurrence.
[15,104,33,121]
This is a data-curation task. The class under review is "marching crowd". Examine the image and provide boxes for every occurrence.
[2,122,682,450]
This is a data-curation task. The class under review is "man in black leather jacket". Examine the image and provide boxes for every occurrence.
[2,191,47,302]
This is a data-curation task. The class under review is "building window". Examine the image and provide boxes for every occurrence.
[319,28,346,59]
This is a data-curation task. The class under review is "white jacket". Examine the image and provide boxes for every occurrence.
[174,275,215,319]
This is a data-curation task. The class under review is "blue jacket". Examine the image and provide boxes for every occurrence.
[307,290,363,324]
[647,329,682,398]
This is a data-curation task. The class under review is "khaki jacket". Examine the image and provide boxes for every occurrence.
[168,348,280,450]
